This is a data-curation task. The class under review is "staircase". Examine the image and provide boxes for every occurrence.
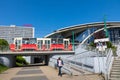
[109,57,120,80]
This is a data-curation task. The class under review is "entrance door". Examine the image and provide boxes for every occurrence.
[15,38,22,50]
[45,40,50,50]
[38,40,43,50]
[64,39,69,50]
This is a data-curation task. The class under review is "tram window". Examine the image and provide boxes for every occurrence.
[22,40,29,44]
[29,38,36,44]
[53,40,56,43]
[58,39,63,43]
[22,38,28,44]
[51,39,57,44]
[48,40,50,44]
[22,38,36,44]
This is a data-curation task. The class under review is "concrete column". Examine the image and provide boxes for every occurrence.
[31,56,35,64]
[0,55,16,68]
[45,55,50,65]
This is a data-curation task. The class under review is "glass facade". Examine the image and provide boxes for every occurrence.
[75,27,120,44]
[109,28,120,43]
[75,27,96,43]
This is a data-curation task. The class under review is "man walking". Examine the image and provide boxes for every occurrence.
[57,57,64,77]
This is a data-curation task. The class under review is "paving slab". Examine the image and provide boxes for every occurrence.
[16,70,43,75]
[22,66,39,69]
[11,76,48,80]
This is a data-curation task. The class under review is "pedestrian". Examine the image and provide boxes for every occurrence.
[57,57,64,77]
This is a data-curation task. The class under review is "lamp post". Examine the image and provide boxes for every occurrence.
[72,31,75,51]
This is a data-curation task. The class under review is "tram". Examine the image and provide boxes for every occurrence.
[9,37,72,51]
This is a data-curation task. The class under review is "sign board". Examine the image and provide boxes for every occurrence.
[94,38,109,43]
[94,38,109,51]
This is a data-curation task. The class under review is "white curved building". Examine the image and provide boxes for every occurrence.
[45,22,120,44]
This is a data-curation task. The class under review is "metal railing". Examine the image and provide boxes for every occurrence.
[64,44,98,73]
[62,58,94,73]
[105,48,114,80]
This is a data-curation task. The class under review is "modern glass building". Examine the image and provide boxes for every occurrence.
[0,25,34,43]
[45,22,120,45]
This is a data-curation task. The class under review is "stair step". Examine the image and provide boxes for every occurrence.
[111,73,120,75]
[114,59,120,60]
[112,65,120,68]
[112,67,120,70]
[113,62,120,64]
[115,60,120,61]
[114,59,120,61]
[111,69,120,72]
[113,63,120,66]
[113,61,120,62]
[114,57,120,59]
[111,72,120,74]
[113,64,120,66]
[113,64,120,65]
[112,65,120,67]
[111,72,120,75]
[109,78,120,80]
[114,60,120,62]
[111,75,120,78]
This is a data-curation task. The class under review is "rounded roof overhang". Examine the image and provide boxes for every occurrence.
[44,22,120,38]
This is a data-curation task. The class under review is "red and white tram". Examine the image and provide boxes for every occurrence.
[9,37,72,51]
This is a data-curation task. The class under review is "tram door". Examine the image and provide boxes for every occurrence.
[37,40,43,50]
[64,39,69,50]
[15,38,22,50]
[45,39,51,50]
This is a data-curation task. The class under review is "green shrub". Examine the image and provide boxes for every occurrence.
[111,46,117,56]
[89,41,117,56]
[89,42,96,47]
[0,64,8,73]
[106,41,112,48]
[16,56,28,67]
[106,41,117,56]
[16,62,23,67]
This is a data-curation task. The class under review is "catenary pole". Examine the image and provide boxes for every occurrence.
[72,31,75,51]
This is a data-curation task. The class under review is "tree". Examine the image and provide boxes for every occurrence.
[0,39,9,51]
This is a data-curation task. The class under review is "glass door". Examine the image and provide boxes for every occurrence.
[38,40,43,50]
[64,39,69,50]
[45,40,50,50]
[15,39,22,50]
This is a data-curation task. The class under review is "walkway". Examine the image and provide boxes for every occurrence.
[0,66,104,80]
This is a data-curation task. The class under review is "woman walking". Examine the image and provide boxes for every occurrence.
[57,57,64,77]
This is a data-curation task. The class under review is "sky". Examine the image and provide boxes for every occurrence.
[0,0,120,37]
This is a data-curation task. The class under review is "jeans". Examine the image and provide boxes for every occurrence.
[58,66,62,76]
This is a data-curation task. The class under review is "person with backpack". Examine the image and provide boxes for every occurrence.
[57,57,64,77]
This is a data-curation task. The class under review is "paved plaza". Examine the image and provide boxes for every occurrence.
[0,66,104,80]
